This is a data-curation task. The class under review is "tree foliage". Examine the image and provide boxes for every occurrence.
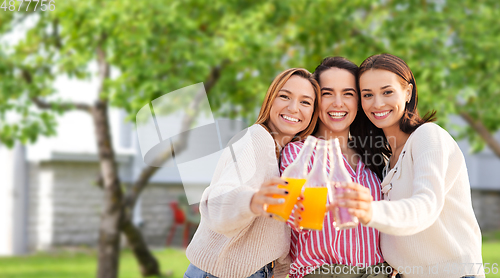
[1,0,499,151]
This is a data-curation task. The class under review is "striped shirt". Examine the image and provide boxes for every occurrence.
[280,140,384,278]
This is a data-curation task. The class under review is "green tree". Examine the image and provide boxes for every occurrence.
[0,0,316,277]
[289,0,500,156]
[363,0,500,156]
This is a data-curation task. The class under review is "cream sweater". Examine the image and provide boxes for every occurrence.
[186,124,291,278]
[367,123,483,278]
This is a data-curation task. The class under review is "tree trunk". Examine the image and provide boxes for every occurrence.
[121,218,160,276]
[460,111,500,157]
[93,61,228,278]
[118,62,227,277]
[93,100,124,278]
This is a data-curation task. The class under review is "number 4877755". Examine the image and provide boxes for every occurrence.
[1,0,55,12]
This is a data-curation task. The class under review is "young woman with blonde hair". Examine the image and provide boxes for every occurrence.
[185,68,321,278]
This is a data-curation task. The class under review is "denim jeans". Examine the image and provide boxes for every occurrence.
[184,262,274,278]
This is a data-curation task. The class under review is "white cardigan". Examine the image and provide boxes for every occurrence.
[186,124,291,278]
[367,123,483,278]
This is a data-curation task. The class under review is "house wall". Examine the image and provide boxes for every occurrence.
[471,190,500,231]
[27,160,187,251]
[28,161,102,250]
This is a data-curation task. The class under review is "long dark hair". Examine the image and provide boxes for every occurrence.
[357,54,437,175]
[313,56,388,179]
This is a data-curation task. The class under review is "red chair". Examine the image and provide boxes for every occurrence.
[166,200,200,247]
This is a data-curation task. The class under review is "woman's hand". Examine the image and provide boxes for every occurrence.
[290,194,305,229]
[250,177,289,215]
[335,182,374,225]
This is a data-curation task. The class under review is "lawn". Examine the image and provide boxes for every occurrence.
[0,248,189,278]
[0,241,499,278]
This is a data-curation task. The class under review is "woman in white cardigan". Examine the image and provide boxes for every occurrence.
[185,68,321,278]
[336,54,483,278]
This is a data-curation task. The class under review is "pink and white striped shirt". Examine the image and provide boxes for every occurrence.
[280,140,384,278]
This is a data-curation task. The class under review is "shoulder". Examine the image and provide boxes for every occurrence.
[220,124,277,168]
[228,124,274,151]
[249,123,271,137]
[408,123,457,154]
[221,124,277,180]
[249,124,277,147]
[411,123,450,140]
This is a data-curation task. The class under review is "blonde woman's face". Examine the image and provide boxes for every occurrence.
[267,75,316,141]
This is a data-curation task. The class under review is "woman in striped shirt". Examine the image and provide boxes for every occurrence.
[281,57,391,278]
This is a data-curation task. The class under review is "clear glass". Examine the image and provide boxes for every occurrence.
[328,138,359,230]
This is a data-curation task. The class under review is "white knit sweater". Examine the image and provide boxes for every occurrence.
[367,123,483,278]
[186,124,291,278]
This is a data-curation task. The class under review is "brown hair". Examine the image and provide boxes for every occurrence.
[312,56,388,179]
[313,56,359,86]
[255,68,321,141]
[358,53,436,134]
[355,54,436,178]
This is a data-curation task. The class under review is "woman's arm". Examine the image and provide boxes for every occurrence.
[200,128,288,238]
[339,124,454,236]
[201,172,288,237]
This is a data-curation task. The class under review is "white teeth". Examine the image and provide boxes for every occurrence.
[282,115,299,122]
[328,112,347,118]
[374,111,391,117]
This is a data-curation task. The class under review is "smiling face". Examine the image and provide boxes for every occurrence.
[359,69,412,131]
[267,75,316,143]
[316,68,358,136]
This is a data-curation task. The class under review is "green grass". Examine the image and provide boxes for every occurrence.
[0,241,499,278]
[483,244,500,277]
[0,248,189,278]
[483,230,500,242]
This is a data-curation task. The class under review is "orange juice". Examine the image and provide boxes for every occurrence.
[266,177,306,221]
[299,187,328,230]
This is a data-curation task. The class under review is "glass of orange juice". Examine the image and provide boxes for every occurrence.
[266,177,306,222]
[299,186,328,230]
[266,136,317,222]
[298,140,329,230]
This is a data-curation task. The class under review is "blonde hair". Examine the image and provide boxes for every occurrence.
[255,68,321,142]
